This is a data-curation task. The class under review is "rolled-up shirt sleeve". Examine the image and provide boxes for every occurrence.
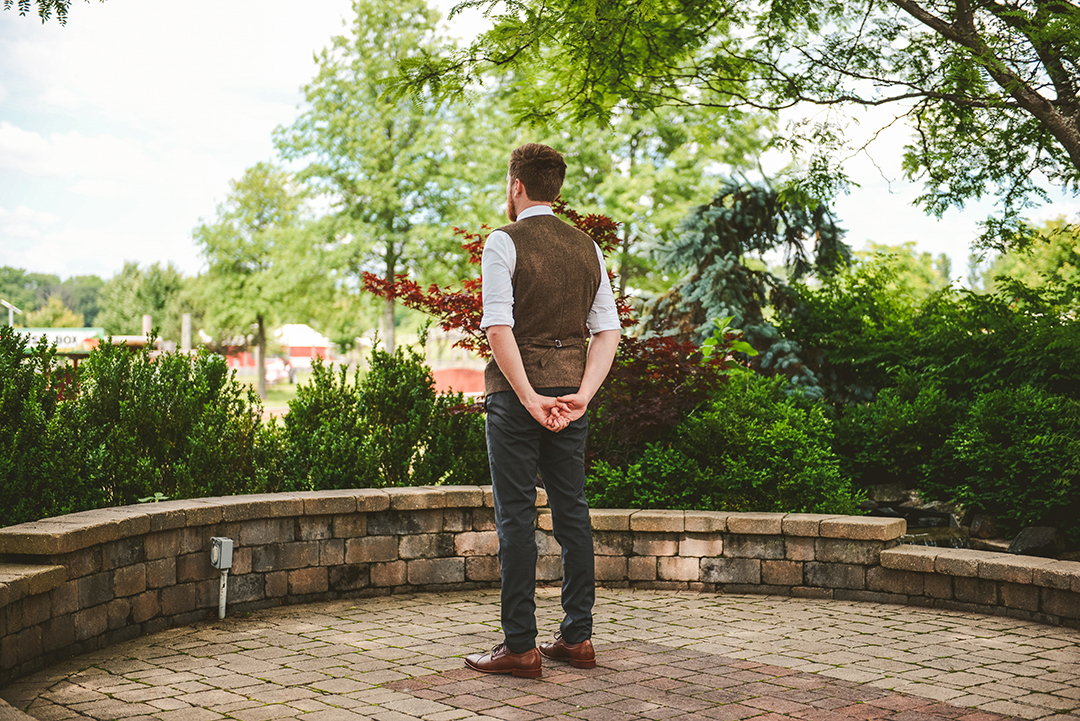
[588,244,622,334]
[480,230,516,330]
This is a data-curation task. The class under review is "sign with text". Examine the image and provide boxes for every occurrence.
[20,328,104,353]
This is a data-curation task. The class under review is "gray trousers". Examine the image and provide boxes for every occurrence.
[485,388,595,653]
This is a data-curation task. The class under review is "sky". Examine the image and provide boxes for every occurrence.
[1,0,1078,287]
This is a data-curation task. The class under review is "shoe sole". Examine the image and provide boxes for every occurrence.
[464,659,542,678]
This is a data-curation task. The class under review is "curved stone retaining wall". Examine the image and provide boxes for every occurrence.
[1,487,1078,687]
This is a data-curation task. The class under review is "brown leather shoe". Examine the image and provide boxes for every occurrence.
[464,644,542,678]
[538,635,596,669]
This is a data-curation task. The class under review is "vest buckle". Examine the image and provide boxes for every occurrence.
[554,339,562,348]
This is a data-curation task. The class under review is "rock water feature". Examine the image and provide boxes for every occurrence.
[860,484,971,547]
[862,486,1073,559]
[868,504,971,548]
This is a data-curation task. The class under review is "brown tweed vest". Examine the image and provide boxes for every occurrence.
[484,214,603,395]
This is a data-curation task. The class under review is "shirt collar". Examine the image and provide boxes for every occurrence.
[516,205,555,221]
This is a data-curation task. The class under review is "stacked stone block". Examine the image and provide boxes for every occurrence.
[0,487,1078,687]
[880,545,1080,623]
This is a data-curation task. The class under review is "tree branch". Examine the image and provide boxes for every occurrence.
[981,0,1079,109]
[889,0,1080,177]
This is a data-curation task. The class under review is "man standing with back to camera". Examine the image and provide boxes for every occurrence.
[464,143,621,678]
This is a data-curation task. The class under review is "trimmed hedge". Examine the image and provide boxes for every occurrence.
[0,326,487,527]
[282,348,487,491]
[587,372,865,515]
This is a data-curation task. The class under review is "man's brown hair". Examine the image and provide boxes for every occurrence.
[508,143,566,202]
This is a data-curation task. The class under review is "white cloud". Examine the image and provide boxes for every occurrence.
[66,178,134,198]
[0,0,359,279]
[4,0,354,145]
[0,121,156,179]
[1029,201,1080,225]
[0,205,60,238]
[1,223,203,280]
[38,85,79,108]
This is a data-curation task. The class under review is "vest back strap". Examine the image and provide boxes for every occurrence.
[515,336,587,368]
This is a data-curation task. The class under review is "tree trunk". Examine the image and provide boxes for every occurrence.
[255,314,267,400]
[383,248,397,354]
[618,133,638,297]
[383,297,396,354]
[619,225,631,297]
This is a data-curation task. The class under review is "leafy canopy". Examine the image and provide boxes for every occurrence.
[541,104,775,296]
[403,0,1080,249]
[1,268,104,326]
[24,295,83,328]
[975,217,1080,295]
[193,162,327,397]
[95,261,191,339]
[274,0,509,352]
[1,0,99,24]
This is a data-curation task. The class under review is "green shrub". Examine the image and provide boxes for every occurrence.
[587,372,864,514]
[909,280,1080,399]
[62,341,280,507]
[1,326,280,527]
[834,375,962,490]
[282,358,377,490]
[780,258,916,403]
[782,262,1080,404]
[0,326,97,525]
[283,346,487,490]
[922,386,1080,545]
[586,444,707,510]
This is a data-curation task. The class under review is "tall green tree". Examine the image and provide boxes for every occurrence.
[546,105,775,297]
[857,242,952,299]
[0,268,60,320]
[96,261,191,339]
[23,295,83,327]
[194,162,324,399]
[56,275,105,326]
[404,0,1080,251]
[975,217,1080,294]
[275,0,492,353]
[0,268,104,326]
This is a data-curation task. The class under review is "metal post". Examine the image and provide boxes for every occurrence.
[218,569,229,619]
[1,300,22,326]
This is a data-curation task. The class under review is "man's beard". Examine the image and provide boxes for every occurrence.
[506,186,517,222]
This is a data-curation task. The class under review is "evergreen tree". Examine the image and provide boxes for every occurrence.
[644,182,851,397]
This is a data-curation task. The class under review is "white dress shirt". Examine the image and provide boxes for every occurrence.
[480,205,621,333]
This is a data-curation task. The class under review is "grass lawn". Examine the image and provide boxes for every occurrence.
[239,372,312,413]
[263,383,298,407]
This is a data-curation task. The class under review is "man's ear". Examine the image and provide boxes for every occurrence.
[511,178,528,199]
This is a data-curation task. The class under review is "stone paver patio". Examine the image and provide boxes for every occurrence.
[1,587,1077,721]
